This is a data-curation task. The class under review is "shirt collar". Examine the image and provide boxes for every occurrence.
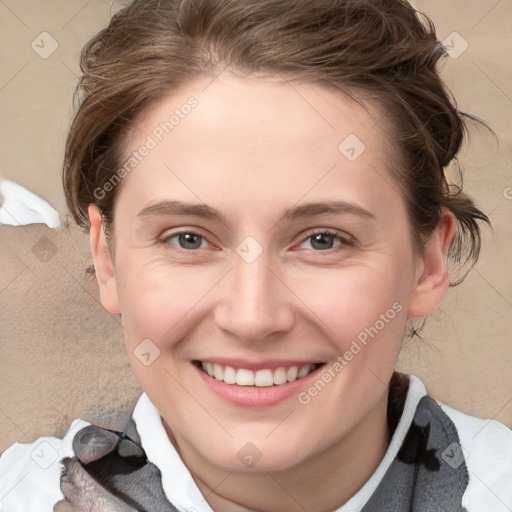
[131,374,428,511]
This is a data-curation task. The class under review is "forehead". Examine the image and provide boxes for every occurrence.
[116,73,401,223]
[132,73,389,156]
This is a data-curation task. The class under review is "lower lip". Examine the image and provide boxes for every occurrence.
[194,363,325,408]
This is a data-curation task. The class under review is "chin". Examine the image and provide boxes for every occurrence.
[193,430,317,473]
[209,447,307,473]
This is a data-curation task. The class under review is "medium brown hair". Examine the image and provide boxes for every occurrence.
[63,0,490,284]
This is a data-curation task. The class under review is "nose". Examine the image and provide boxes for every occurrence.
[214,246,294,345]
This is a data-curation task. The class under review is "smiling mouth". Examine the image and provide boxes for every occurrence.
[194,361,324,387]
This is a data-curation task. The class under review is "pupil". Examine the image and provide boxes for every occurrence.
[177,233,334,251]
[180,233,201,249]
[312,233,333,250]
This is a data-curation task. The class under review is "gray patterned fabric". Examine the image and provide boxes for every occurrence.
[55,377,469,511]
[361,396,469,511]
[55,420,177,512]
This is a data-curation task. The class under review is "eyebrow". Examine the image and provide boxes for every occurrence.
[137,199,375,223]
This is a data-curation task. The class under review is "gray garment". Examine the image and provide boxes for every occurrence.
[55,381,469,511]
[361,395,469,511]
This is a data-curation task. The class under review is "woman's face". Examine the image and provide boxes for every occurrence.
[92,73,439,472]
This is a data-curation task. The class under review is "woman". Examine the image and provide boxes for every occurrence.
[1,1,510,511]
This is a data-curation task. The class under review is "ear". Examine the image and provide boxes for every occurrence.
[88,204,121,315]
[407,209,456,318]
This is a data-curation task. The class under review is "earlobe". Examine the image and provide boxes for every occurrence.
[88,205,121,315]
[407,210,456,318]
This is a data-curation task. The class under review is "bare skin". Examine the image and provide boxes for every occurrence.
[89,72,455,511]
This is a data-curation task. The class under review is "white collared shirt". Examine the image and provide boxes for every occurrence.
[1,375,511,511]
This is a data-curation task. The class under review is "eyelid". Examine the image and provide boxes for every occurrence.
[300,227,352,242]
[158,228,214,251]
[159,227,354,253]
[295,228,354,251]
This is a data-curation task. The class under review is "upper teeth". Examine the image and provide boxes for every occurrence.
[201,362,317,387]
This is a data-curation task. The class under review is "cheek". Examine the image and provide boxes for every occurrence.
[115,258,220,345]
[116,253,412,342]
[287,261,411,345]
[114,229,415,359]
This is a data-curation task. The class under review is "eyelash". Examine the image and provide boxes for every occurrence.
[158,228,353,255]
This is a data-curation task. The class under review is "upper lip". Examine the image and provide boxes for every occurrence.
[194,358,324,371]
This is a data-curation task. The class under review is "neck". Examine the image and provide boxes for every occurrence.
[167,390,390,512]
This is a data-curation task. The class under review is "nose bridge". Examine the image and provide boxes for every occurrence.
[215,239,293,341]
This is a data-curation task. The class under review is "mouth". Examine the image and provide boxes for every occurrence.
[192,359,327,407]
[193,360,324,386]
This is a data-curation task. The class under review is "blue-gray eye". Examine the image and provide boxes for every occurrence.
[300,231,346,251]
[165,232,207,250]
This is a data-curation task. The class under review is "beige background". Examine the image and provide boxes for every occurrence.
[0,0,511,454]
